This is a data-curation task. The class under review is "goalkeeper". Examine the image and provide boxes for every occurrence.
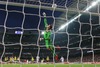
[40,12,58,60]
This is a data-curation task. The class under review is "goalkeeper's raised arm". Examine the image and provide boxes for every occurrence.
[43,12,48,28]
[43,12,52,43]
[43,12,52,32]
[40,12,52,41]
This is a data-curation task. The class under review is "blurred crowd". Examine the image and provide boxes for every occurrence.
[69,54,100,62]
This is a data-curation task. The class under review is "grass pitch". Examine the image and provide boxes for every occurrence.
[0,64,100,67]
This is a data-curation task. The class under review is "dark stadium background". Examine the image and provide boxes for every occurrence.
[0,0,100,62]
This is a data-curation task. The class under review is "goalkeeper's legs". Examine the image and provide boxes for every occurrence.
[45,40,50,50]
[48,45,59,61]
[45,40,58,61]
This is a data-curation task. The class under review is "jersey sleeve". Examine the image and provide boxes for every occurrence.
[44,17,48,28]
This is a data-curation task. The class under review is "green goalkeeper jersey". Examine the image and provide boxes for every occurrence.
[43,17,52,48]
[43,16,56,56]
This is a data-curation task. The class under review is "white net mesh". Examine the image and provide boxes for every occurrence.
[0,0,100,67]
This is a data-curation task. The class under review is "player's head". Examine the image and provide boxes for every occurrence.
[47,24,52,30]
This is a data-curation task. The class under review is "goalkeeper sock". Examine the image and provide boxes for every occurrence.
[54,54,58,61]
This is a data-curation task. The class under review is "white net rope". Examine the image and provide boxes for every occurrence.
[0,0,100,67]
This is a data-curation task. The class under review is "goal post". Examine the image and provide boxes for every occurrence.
[0,0,100,67]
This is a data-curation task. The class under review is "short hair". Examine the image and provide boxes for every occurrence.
[48,25,52,30]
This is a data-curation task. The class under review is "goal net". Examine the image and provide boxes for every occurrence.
[0,0,100,66]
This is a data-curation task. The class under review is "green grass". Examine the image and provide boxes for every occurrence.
[0,64,100,67]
